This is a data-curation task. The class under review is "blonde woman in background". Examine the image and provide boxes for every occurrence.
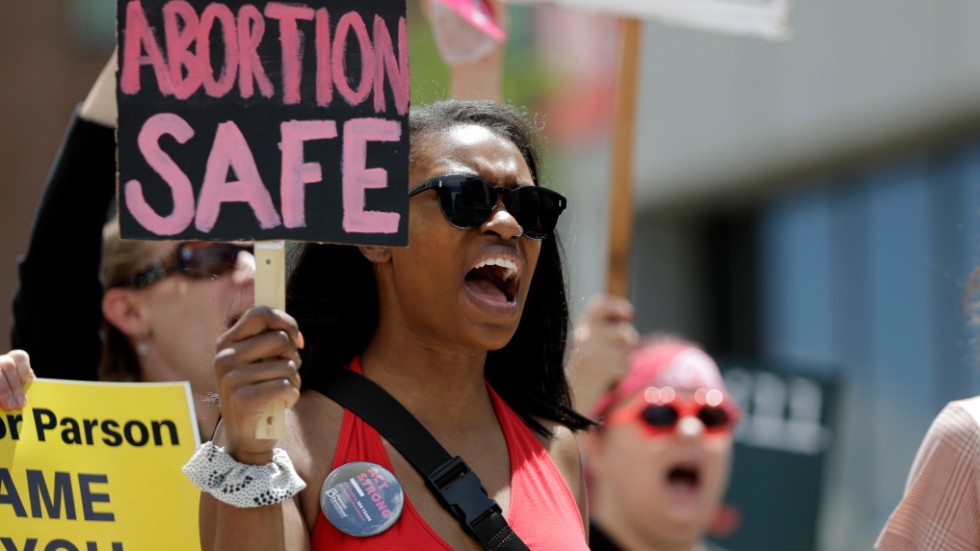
[5,54,254,436]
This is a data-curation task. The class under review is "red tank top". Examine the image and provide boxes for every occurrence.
[311,358,587,550]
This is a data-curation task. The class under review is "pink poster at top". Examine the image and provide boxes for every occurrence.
[432,0,504,41]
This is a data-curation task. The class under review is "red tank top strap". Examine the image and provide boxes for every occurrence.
[310,358,588,550]
[312,358,453,549]
[485,386,588,550]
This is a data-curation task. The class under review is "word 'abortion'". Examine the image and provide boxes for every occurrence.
[120,0,409,114]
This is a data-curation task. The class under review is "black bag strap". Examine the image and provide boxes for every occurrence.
[319,368,531,551]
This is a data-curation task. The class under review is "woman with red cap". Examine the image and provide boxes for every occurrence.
[571,298,740,551]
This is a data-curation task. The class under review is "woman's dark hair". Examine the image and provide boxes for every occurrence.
[288,99,593,435]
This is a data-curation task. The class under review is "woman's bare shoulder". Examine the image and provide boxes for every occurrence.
[532,418,588,526]
[924,397,980,446]
[532,420,582,466]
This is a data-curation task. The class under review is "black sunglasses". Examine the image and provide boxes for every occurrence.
[126,242,249,289]
[408,174,567,240]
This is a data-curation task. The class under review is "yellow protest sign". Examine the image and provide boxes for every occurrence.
[0,379,201,551]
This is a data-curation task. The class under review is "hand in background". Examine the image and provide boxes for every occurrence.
[79,49,118,127]
[0,350,35,411]
[423,0,507,101]
[567,295,639,416]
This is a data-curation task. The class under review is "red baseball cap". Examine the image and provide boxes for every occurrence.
[592,338,729,419]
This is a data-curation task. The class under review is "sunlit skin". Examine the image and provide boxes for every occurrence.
[109,241,255,434]
[372,123,541,357]
[200,123,585,551]
[589,387,733,551]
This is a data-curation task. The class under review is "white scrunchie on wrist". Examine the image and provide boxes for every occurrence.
[182,441,307,508]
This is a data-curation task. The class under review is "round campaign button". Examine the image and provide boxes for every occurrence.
[320,461,405,537]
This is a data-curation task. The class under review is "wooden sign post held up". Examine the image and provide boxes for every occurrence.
[254,241,287,439]
[116,0,411,440]
[605,18,643,299]
[513,0,789,300]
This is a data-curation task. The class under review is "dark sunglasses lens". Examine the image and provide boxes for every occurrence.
[698,407,731,429]
[507,187,563,239]
[180,244,240,278]
[428,176,564,238]
[507,186,554,239]
[641,405,679,428]
[439,178,496,228]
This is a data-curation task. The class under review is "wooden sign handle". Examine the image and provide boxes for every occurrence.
[606,18,643,299]
[254,241,287,440]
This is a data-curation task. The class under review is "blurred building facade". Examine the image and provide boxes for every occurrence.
[556,1,980,549]
[3,1,980,549]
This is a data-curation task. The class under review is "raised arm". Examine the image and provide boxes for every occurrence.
[876,399,980,550]
[566,295,639,415]
[0,350,35,411]
[10,52,118,379]
[80,51,118,127]
[425,0,506,101]
[194,307,309,551]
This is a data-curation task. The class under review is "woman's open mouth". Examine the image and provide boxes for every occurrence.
[464,256,520,306]
[665,463,701,498]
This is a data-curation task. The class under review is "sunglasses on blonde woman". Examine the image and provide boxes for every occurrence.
[408,174,567,240]
[605,387,741,437]
[126,242,249,289]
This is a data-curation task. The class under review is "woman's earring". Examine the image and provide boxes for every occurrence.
[136,337,150,357]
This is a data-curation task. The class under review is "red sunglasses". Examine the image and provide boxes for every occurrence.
[126,242,250,289]
[605,386,741,437]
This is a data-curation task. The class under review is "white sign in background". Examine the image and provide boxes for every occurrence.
[514,0,790,40]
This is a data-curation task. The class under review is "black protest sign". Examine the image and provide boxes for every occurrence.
[116,0,410,245]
